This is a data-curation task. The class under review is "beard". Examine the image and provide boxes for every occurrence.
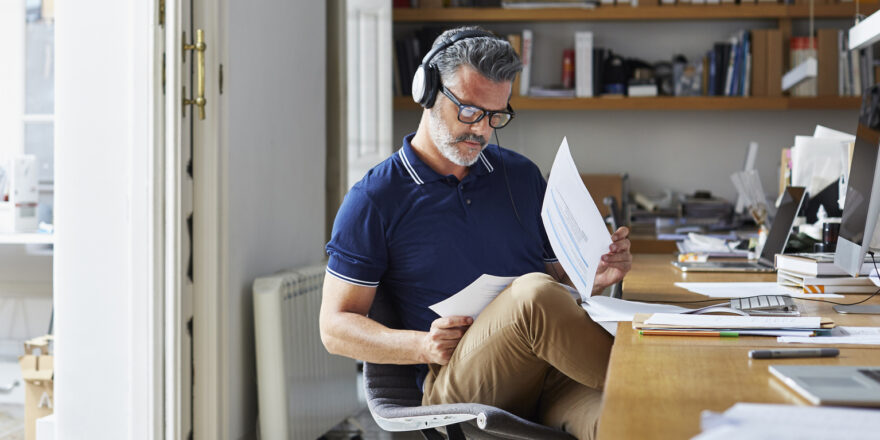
[429,109,487,167]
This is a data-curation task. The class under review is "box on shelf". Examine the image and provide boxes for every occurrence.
[19,335,53,440]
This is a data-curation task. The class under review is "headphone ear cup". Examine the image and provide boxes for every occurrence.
[421,65,441,109]
[411,65,427,106]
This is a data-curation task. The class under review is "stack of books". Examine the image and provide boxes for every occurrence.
[775,253,879,294]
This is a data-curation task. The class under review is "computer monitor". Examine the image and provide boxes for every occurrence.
[834,121,880,277]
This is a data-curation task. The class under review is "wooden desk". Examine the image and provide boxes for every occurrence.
[598,254,880,440]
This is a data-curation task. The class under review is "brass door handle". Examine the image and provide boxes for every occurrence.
[183,29,207,120]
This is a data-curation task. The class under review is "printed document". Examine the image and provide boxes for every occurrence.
[695,403,880,440]
[541,137,612,301]
[642,313,821,329]
[429,275,517,319]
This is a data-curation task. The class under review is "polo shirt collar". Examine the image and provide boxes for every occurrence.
[399,133,495,186]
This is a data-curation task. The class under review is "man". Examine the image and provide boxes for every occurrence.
[320,26,631,439]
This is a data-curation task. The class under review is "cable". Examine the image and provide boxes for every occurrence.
[642,252,880,307]
[494,128,565,283]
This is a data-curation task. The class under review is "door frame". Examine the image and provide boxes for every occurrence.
[164,0,225,438]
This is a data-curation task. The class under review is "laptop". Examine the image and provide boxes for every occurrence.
[672,186,806,273]
[770,365,880,407]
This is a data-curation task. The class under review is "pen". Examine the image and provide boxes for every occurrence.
[639,330,739,337]
[748,348,840,359]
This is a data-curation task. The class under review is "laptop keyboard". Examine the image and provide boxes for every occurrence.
[858,369,880,385]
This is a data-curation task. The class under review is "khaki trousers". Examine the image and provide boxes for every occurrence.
[422,273,613,440]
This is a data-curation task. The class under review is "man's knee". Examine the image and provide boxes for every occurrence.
[508,272,576,312]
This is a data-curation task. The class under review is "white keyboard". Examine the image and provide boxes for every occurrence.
[729,295,799,316]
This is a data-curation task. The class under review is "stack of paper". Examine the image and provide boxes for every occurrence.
[581,296,688,336]
[695,403,880,440]
[633,313,832,337]
[778,326,880,345]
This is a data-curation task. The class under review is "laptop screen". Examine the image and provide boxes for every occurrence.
[759,186,806,265]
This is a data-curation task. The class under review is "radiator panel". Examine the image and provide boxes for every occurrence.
[254,265,360,439]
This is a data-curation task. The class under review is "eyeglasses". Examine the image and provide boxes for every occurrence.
[440,85,515,129]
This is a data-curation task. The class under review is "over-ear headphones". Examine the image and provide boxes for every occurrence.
[411,29,500,109]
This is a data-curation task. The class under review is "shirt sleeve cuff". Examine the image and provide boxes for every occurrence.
[326,254,382,287]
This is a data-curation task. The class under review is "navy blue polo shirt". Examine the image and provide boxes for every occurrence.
[326,133,556,382]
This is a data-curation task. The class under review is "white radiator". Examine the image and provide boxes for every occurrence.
[253,264,360,439]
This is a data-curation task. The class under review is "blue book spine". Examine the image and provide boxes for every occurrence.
[741,31,750,96]
[708,50,717,96]
[731,37,741,96]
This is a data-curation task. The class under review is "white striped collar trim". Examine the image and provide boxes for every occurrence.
[398,149,424,185]
[326,267,380,287]
[478,151,495,173]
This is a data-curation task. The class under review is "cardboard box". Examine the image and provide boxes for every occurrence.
[19,335,53,440]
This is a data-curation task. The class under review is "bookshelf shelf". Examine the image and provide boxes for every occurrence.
[393,96,861,111]
[393,4,876,22]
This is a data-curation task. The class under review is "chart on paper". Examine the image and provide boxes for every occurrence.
[541,137,612,301]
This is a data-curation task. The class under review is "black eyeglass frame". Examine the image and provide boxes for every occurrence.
[439,85,516,129]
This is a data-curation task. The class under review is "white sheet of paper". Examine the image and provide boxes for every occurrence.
[541,138,612,302]
[428,274,517,319]
[674,282,844,298]
[838,326,880,335]
[582,296,688,322]
[643,313,821,329]
[777,335,880,344]
[696,403,880,440]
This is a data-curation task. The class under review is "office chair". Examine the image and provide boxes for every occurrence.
[363,289,575,440]
[602,196,625,299]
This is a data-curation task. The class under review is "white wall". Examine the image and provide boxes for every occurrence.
[222,0,326,438]
[393,19,859,202]
[54,0,155,438]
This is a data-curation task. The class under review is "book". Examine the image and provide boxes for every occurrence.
[507,33,523,96]
[775,253,876,277]
[751,29,768,97]
[520,29,533,96]
[575,31,594,98]
[777,269,879,294]
[593,48,607,97]
[766,29,783,96]
[817,28,839,96]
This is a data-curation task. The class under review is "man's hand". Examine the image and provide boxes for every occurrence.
[592,226,632,294]
[420,316,473,365]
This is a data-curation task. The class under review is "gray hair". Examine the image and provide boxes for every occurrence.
[430,26,522,89]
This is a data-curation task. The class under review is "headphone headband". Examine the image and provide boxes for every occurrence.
[411,29,501,109]
[420,29,499,67]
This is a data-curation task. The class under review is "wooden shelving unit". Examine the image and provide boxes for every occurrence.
[394,96,861,111]
[393,4,870,111]
[393,4,877,22]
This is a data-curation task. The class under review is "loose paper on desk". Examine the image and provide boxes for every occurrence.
[581,296,688,336]
[643,313,821,329]
[541,138,612,302]
[429,274,518,319]
[695,403,880,440]
[777,326,880,345]
[674,281,844,298]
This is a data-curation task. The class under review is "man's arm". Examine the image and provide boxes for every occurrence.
[319,274,472,365]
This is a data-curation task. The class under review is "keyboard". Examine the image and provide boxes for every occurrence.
[729,295,799,316]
